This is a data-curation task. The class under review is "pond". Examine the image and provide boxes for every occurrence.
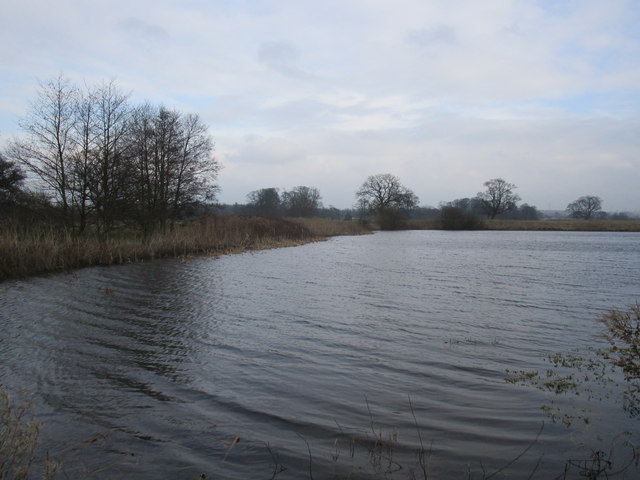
[1,230,639,479]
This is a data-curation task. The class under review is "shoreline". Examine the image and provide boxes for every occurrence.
[2,217,639,283]
[0,216,369,283]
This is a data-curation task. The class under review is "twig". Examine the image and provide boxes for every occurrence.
[484,422,544,479]
[408,394,431,480]
[265,442,285,479]
[296,433,314,480]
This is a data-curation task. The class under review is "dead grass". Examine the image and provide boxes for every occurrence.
[289,217,373,237]
[0,389,58,480]
[409,219,640,232]
[0,216,322,282]
[482,219,640,231]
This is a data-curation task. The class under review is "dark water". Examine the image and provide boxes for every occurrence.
[1,230,639,479]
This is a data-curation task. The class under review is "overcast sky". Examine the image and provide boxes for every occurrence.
[1,0,639,211]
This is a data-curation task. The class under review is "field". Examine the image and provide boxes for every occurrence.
[408,218,640,232]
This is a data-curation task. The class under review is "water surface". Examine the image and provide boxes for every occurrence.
[1,230,639,478]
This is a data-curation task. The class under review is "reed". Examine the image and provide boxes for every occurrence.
[0,216,323,282]
[289,217,373,237]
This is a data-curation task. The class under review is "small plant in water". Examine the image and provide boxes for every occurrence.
[506,304,640,425]
[0,388,59,480]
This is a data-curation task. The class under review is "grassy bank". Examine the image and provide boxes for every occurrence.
[407,218,640,231]
[0,216,370,282]
[482,219,640,231]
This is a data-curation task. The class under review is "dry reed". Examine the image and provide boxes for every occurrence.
[0,388,58,480]
[0,216,317,282]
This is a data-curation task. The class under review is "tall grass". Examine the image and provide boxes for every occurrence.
[0,216,320,282]
[291,217,373,237]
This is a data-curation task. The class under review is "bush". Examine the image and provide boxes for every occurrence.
[439,206,484,230]
[377,208,409,230]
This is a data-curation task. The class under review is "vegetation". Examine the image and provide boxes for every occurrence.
[243,186,323,218]
[0,389,58,480]
[6,75,219,236]
[0,216,373,282]
[476,178,520,219]
[403,218,640,232]
[567,195,604,220]
[480,219,640,231]
[438,205,485,230]
[355,173,419,230]
[506,305,640,469]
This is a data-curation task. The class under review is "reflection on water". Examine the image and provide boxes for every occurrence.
[1,230,639,478]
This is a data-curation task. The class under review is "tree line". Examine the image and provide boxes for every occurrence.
[1,76,219,236]
[1,77,633,233]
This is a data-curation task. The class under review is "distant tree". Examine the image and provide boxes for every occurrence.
[0,152,26,209]
[246,187,281,217]
[516,203,540,220]
[610,212,630,221]
[476,178,520,219]
[439,206,484,230]
[282,186,322,217]
[356,173,418,214]
[501,203,540,220]
[317,206,342,220]
[566,196,603,220]
[355,173,418,230]
[447,197,484,216]
[409,206,440,220]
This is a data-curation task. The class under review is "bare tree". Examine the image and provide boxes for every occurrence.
[282,186,322,217]
[356,173,418,215]
[355,173,419,230]
[476,178,520,219]
[9,75,77,222]
[9,76,220,234]
[89,80,132,233]
[170,112,218,224]
[69,87,99,232]
[566,195,603,220]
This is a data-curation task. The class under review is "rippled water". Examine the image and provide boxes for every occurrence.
[1,230,639,479]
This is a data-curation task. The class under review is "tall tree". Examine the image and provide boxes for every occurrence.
[89,80,132,233]
[128,107,217,233]
[170,112,218,224]
[476,178,520,219]
[566,196,603,220]
[69,87,98,232]
[9,75,77,222]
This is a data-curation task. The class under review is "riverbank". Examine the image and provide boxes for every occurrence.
[409,219,640,231]
[0,216,370,282]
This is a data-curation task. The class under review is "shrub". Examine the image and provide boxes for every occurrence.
[439,206,483,230]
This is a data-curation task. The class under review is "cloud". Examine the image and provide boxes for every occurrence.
[118,18,170,45]
[406,25,457,48]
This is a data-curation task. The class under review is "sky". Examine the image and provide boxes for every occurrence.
[1,0,639,212]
